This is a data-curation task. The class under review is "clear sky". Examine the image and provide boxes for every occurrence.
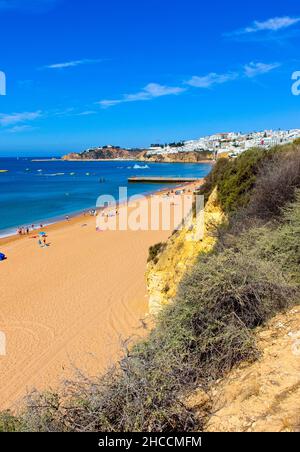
[0,0,300,156]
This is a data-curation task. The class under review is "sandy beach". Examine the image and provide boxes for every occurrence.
[0,182,200,410]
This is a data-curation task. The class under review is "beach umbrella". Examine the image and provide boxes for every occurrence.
[39,232,47,236]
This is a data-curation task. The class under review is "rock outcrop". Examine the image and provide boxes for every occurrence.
[62,147,145,160]
[62,147,215,163]
[145,151,215,163]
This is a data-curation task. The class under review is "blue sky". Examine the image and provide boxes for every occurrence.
[0,0,300,156]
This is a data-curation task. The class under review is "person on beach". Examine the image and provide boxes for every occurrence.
[38,238,43,248]
[66,215,69,221]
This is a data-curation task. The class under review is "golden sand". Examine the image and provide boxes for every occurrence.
[0,182,200,410]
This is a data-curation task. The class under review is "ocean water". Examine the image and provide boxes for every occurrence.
[0,158,212,236]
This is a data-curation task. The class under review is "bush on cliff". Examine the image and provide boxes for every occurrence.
[200,144,300,216]
[199,148,268,212]
[247,146,300,220]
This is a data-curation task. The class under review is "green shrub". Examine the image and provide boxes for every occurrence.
[257,192,300,282]
[199,145,300,215]
[247,147,300,220]
[221,192,300,282]
[0,411,20,432]
[199,148,268,213]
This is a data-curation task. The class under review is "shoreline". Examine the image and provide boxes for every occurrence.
[32,158,215,164]
[0,179,203,245]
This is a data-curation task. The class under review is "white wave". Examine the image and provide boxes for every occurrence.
[133,164,150,169]
[44,173,65,177]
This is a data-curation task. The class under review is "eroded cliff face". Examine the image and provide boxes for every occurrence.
[144,152,215,163]
[62,149,215,163]
[146,187,226,315]
[199,305,300,432]
[62,148,144,160]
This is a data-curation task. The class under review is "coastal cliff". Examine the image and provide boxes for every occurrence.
[146,187,226,314]
[62,147,215,163]
[144,151,215,163]
[62,147,144,160]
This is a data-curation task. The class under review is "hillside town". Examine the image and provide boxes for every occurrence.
[147,129,300,157]
[63,128,300,162]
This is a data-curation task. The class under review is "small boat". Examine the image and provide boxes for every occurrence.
[0,170,8,173]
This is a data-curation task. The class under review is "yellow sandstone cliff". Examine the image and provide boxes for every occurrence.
[146,187,226,315]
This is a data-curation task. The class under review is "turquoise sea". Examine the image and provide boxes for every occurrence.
[0,158,212,237]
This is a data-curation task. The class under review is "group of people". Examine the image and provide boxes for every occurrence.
[102,208,119,219]
[17,224,44,236]
[17,226,30,235]
[16,225,48,248]
[86,209,97,217]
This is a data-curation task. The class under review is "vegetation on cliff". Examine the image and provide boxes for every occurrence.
[1,142,300,432]
[199,142,300,215]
